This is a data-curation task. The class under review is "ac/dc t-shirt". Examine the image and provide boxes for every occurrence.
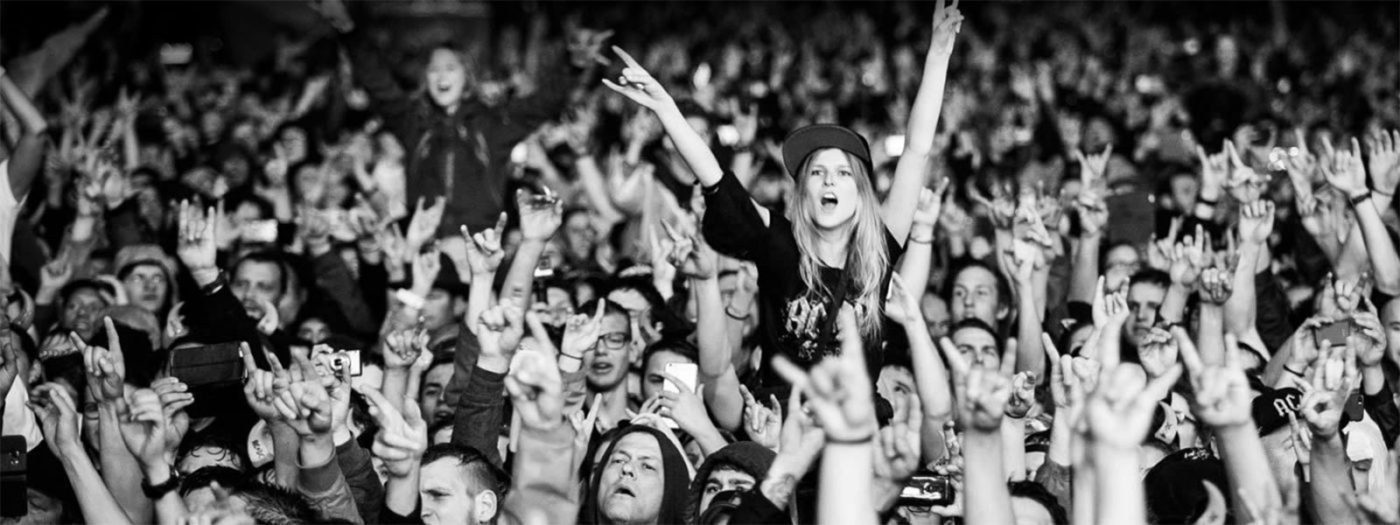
[702,171,903,386]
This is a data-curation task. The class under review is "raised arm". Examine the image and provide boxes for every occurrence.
[1324,139,1400,295]
[30,384,134,525]
[1226,201,1273,350]
[0,67,50,200]
[883,0,962,243]
[603,47,724,187]
[1178,330,1283,521]
[671,223,745,431]
[774,307,880,525]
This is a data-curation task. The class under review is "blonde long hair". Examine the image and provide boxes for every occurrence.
[786,149,889,342]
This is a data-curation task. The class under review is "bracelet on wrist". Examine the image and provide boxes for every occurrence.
[1350,191,1372,206]
[725,305,752,320]
[826,433,875,445]
[1197,195,1219,206]
[1283,363,1305,377]
[908,234,934,244]
[1376,189,1395,197]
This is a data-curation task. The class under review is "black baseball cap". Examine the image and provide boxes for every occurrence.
[781,124,874,179]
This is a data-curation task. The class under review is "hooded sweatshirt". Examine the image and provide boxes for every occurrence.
[683,441,776,524]
[582,425,693,525]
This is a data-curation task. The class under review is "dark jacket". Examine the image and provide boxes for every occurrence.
[343,31,576,235]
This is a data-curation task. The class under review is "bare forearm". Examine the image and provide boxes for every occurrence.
[575,156,624,223]
[1217,425,1283,520]
[1307,433,1358,523]
[1002,416,1027,481]
[385,472,421,518]
[963,431,1016,525]
[819,443,878,525]
[655,104,724,187]
[1068,236,1101,304]
[1224,244,1262,338]
[501,241,546,309]
[695,277,743,430]
[904,320,953,419]
[57,443,134,525]
[1355,199,1400,294]
[99,407,153,523]
[382,369,410,413]
[466,271,496,333]
[1091,446,1146,525]
[0,73,48,134]
[1197,305,1226,366]
[1015,278,1046,378]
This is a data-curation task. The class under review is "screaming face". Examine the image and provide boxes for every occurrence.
[802,148,862,230]
[425,48,468,111]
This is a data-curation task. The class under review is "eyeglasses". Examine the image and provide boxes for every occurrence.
[599,332,631,349]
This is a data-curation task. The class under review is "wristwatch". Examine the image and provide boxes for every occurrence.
[142,471,182,499]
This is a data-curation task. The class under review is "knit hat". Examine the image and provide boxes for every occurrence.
[684,441,776,523]
[113,244,181,305]
[781,124,874,179]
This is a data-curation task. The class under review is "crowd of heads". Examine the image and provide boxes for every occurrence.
[0,0,1398,524]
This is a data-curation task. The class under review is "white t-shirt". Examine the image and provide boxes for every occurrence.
[0,159,17,262]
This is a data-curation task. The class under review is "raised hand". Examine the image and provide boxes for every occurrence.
[241,342,288,422]
[361,386,428,478]
[928,0,964,57]
[561,301,605,358]
[276,350,335,437]
[30,384,83,454]
[1084,363,1182,449]
[1167,225,1208,288]
[1223,140,1266,204]
[1004,369,1037,419]
[409,244,443,297]
[1137,327,1179,379]
[0,340,19,399]
[601,46,676,111]
[476,303,526,372]
[773,306,877,441]
[566,27,613,68]
[76,317,126,403]
[405,197,446,253]
[909,180,950,243]
[1178,329,1253,429]
[383,323,430,370]
[1238,200,1275,246]
[1366,129,1400,196]
[1146,217,1183,272]
[663,220,717,279]
[874,391,924,483]
[1076,144,1114,189]
[1299,341,1360,439]
[517,187,563,242]
[883,273,924,326]
[1197,145,1230,202]
[116,388,171,470]
[656,375,711,435]
[504,349,564,431]
[177,200,220,284]
[940,332,1017,432]
[460,213,507,276]
[1320,138,1369,199]
[151,377,193,462]
[1352,311,1388,369]
[740,385,783,451]
[1198,266,1234,305]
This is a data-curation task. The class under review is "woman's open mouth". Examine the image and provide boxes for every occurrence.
[820,192,839,210]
